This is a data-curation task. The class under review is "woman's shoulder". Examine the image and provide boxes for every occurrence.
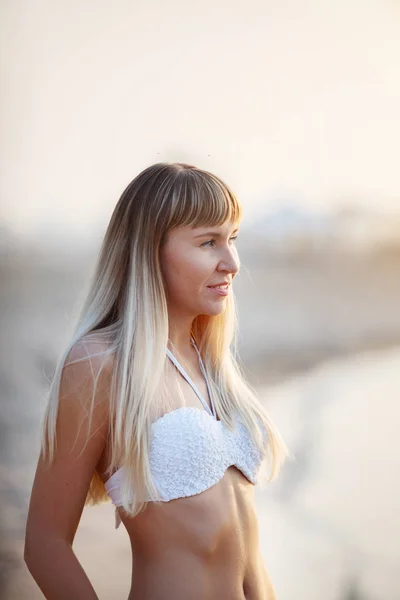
[61,336,116,411]
[65,334,115,371]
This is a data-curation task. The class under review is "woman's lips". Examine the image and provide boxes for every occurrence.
[207,284,230,296]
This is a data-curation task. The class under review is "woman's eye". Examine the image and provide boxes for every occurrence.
[201,239,216,247]
[201,236,238,248]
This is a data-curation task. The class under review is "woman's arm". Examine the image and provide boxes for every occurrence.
[24,342,113,599]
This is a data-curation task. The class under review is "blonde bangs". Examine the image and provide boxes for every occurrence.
[166,168,242,230]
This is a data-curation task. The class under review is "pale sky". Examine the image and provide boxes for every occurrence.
[1,0,399,241]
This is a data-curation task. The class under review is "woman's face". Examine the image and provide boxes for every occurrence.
[160,220,240,318]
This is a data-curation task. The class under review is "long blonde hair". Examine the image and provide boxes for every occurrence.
[41,162,289,518]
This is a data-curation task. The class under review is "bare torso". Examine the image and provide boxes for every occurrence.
[98,347,276,600]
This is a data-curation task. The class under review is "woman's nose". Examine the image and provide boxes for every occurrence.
[219,248,240,276]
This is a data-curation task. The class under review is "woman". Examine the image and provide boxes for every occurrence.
[24,162,288,599]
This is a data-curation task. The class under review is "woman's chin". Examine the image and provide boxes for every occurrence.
[198,301,227,317]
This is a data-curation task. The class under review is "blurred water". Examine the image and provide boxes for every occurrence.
[257,346,400,600]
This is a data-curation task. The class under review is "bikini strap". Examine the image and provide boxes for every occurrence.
[166,338,216,418]
[190,337,217,418]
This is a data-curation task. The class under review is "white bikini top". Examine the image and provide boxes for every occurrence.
[104,337,266,527]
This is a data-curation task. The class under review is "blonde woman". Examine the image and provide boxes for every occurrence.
[24,162,288,599]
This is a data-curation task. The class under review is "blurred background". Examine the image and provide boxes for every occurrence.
[1,1,400,598]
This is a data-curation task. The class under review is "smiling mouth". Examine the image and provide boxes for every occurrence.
[207,283,230,290]
[206,283,230,296]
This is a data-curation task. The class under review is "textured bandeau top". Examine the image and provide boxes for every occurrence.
[104,337,266,527]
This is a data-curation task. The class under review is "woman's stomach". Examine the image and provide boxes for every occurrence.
[120,466,275,599]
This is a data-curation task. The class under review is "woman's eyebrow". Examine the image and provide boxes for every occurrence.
[194,228,239,238]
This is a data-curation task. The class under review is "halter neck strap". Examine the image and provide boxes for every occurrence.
[166,338,217,419]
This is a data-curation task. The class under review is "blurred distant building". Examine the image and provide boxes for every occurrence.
[247,204,400,258]
[249,205,336,256]
[333,207,400,255]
